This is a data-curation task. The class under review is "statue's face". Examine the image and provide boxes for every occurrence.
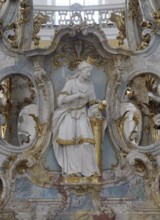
[79,67,92,80]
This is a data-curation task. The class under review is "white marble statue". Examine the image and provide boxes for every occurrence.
[52,61,100,177]
[148,84,160,103]
[148,84,160,127]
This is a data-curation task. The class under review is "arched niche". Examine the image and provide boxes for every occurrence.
[112,71,160,156]
[0,74,37,149]
[23,25,132,185]
[41,26,122,173]
[0,62,53,157]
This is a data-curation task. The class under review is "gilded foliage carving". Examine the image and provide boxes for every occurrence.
[153,8,160,26]
[18,0,31,26]
[128,0,139,17]
[52,40,106,70]
[139,21,153,50]
[32,12,50,47]
[1,0,32,48]
[2,0,32,48]
[110,11,126,47]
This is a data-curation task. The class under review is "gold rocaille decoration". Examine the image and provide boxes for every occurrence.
[18,0,31,26]
[52,40,105,70]
[126,88,134,99]
[98,100,107,111]
[89,99,98,106]
[153,8,160,26]
[32,13,50,47]
[139,33,151,50]
[28,114,46,137]
[86,56,95,65]
[0,79,10,140]
[63,175,100,184]
[110,11,126,47]
[0,112,8,139]
[128,0,139,17]
[56,137,95,145]
[134,159,146,172]
[0,19,3,37]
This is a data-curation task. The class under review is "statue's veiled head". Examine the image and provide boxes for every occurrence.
[77,61,93,80]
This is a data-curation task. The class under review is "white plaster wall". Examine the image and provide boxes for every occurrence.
[33,0,125,5]
[106,0,124,3]
[33,0,47,5]
[38,27,118,40]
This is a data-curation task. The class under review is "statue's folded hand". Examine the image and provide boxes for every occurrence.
[75,92,86,99]
[148,92,153,99]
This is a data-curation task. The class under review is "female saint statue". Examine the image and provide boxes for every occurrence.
[52,61,100,177]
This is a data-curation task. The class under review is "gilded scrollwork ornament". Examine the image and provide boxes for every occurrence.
[52,39,106,70]
[126,150,156,177]
[0,82,8,140]
[110,11,126,47]
[123,75,160,146]
[128,0,139,17]
[0,19,3,37]
[32,12,49,47]
[115,74,160,159]
[28,113,48,138]
[139,21,153,50]
[1,0,32,48]
[126,88,134,99]
[126,150,160,207]
[2,153,36,185]
[115,111,132,150]
[3,22,18,48]
[18,0,31,26]
[153,8,160,26]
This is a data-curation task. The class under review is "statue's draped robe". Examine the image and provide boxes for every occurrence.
[52,78,99,176]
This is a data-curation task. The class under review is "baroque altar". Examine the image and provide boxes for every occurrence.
[0,0,160,219]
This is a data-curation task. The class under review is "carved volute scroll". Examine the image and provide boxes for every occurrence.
[109,11,126,47]
[0,0,33,49]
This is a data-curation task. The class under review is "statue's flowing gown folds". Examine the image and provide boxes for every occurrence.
[52,78,99,176]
